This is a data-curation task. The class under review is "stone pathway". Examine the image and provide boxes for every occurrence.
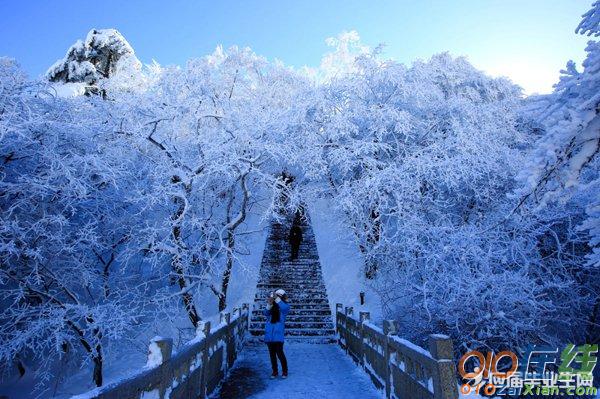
[214,342,382,399]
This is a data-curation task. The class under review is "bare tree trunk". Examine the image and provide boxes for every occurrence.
[219,229,235,312]
[355,208,381,279]
[66,319,104,387]
[171,180,201,328]
[145,126,204,328]
[16,358,25,378]
[218,171,249,312]
[92,353,103,387]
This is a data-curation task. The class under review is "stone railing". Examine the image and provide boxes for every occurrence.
[74,304,250,399]
[335,304,458,399]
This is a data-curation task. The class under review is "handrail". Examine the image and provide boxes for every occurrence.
[335,303,458,399]
[73,303,250,399]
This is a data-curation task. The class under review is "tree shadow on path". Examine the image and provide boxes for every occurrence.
[214,365,267,398]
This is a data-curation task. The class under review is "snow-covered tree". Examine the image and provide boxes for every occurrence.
[308,43,593,351]
[106,45,313,323]
[517,2,600,254]
[514,1,600,343]
[0,59,162,387]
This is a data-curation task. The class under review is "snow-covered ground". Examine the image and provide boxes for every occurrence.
[215,342,382,398]
[223,209,270,312]
[309,198,383,323]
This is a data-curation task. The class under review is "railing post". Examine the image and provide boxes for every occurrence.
[335,303,341,345]
[220,311,231,325]
[359,311,370,368]
[383,320,399,399]
[199,321,211,398]
[428,334,458,399]
[146,337,173,367]
[219,312,232,371]
[231,307,241,351]
[343,306,353,354]
[242,303,250,331]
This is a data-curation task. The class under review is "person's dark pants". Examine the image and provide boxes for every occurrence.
[290,242,300,260]
[266,342,288,374]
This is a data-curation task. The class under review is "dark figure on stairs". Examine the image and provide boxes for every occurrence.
[264,289,290,379]
[288,223,303,261]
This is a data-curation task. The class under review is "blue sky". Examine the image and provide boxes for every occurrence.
[0,0,594,93]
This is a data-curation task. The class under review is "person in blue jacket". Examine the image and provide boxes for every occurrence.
[263,288,290,378]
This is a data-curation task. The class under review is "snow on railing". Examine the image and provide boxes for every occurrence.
[335,303,458,399]
[72,303,250,399]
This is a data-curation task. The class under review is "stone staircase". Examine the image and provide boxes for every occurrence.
[249,211,336,341]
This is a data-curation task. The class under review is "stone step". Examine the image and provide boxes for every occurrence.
[252,211,335,341]
[262,253,319,259]
[258,279,322,284]
[246,336,337,344]
[263,247,318,252]
[251,311,333,319]
[258,278,322,282]
[254,291,328,298]
[254,296,330,303]
[255,305,330,310]
[262,255,319,260]
[262,252,319,259]
[254,293,328,299]
[258,272,321,276]
[252,297,330,304]
[258,272,323,277]
[258,275,323,281]
[251,309,332,317]
[250,318,335,326]
[253,297,329,304]
[256,282,325,287]
[257,281,326,286]
[261,260,319,265]
[250,315,333,323]
[261,268,321,273]
[264,238,317,243]
[264,235,316,239]
[254,293,327,298]
[259,270,321,274]
[256,283,324,289]
[255,284,325,290]
[249,328,336,337]
[254,287,327,294]
[262,250,319,256]
[255,303,331,313]
[257,280,325,291]
[250,322,334,330]
[261,262,320,267]
[260,266,320,270]
[262,266,320,271]
[266,241,317,245]
[267,229,315,236]
[258,272,321,277]
[253,304,331,311]
[263,265,315,270]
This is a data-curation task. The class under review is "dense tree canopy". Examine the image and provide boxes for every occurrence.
[0,5,599,391]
